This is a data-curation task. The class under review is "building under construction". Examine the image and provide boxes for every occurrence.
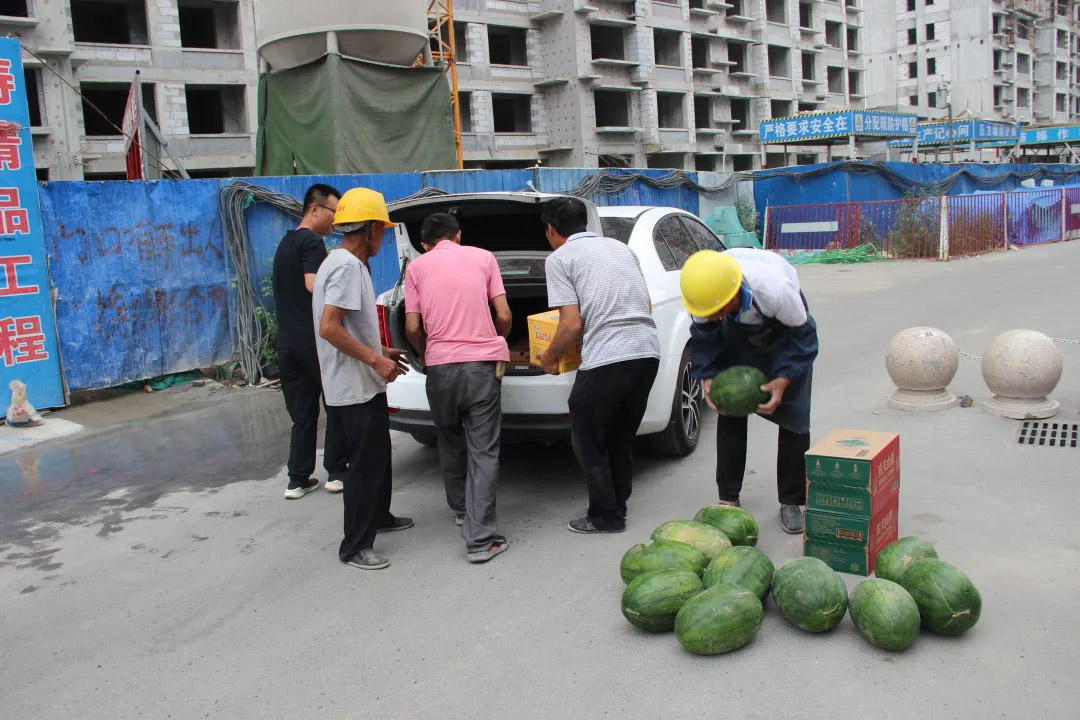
[866,0,1080,129]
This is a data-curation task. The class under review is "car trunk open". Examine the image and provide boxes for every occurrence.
[385,197,557,376]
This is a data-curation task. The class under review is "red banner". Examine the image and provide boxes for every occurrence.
[121,80,142,180]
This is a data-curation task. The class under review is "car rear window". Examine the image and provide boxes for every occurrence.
[599,216,636,244]
[495,255,547,280]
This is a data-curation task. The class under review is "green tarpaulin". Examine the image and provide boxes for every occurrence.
[256,54,457,176]
[704,206,761,249]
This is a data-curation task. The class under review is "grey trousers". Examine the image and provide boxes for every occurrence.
[425,362,502,550]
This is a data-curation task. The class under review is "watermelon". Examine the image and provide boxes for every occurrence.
[770,556,848,632]
[899,559,982,636]
[875,537,939,583]
[849,579,921,651]
[694,505,760,546]
[621,569,705,632]
[709,366,770,417]
[620,540,708,584]
[674,585,764,655]
[702,546,775,599]
[651,520,732,560]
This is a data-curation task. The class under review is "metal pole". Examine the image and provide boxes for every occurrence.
[948,90,955,164]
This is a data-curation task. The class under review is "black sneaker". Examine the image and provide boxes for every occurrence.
[345,549,390,570]
[376,516,415,533]
[283,479,319,500]
[567,516,626,534]
[780,505,804,534]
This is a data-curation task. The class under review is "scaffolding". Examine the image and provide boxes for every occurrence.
[1008,0,1048,19]
[423,0,464,169]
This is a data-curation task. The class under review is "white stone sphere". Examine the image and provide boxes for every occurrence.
[981,330,1062,399]
[885,327,960,391]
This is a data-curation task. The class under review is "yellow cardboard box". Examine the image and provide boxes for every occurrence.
[527,310,582,373]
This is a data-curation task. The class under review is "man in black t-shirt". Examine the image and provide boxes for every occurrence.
[272,183,347,499]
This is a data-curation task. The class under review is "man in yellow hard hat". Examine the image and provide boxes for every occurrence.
[681,247,818,535]
[313,187,412,570]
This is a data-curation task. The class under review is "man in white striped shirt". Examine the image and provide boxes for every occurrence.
[537,197,660,534]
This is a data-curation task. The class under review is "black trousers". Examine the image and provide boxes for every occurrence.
[715,414,808,506]
[326,393,395,561]
[568,357,660,530]
[279,346,346,484]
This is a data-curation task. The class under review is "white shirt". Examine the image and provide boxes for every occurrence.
[724,248,808,328]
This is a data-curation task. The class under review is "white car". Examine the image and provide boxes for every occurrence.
[374,192,728,457]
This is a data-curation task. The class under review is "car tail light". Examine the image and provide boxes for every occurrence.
[388,407,398,414]
[377,304,392,348]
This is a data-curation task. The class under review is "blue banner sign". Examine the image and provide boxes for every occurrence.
[0,37,64,409]
[1022,125,1080,145]
[759,111,917,144]
[888,120,1020,147]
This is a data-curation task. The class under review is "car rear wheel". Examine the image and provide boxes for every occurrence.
[410,432,438,448]
[648,347,702,457]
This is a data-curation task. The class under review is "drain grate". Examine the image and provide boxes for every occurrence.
[1016,421,1079,448]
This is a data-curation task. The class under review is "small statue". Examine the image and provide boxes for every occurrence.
[6,379,44,427]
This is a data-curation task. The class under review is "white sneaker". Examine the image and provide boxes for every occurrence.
[284,480,319,499]
[325,479,344,493]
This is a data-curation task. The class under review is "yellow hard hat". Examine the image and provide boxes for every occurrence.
[680,250,743,317]
[333,187,392,229]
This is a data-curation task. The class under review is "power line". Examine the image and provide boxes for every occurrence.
[19,42,185,180]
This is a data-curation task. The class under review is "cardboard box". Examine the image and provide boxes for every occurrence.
[804,540,876,577]
[506,340,533,372]
[805,429,900,517]
[527,311,582,373]
[803,496,899,576]
[805,495,899,549]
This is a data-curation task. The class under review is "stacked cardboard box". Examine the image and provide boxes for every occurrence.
[803,429,900,576]
[527,311,582,373]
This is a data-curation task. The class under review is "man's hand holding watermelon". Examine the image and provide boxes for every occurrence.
[756,377,790,416]
[703,375,790,417]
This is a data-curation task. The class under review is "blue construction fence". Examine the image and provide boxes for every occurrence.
[36,160,1080,396]
[763,186,1080,259]
[37,168,701,394]
[753,160,1080,219]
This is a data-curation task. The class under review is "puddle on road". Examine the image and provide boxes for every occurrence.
[0,392,291,552]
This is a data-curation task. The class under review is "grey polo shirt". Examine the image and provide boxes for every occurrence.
[545,232,660,371]
[312,248,387,406]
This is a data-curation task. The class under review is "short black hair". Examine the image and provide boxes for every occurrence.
[302,183,341,214]
[420,213,460,246]
[540,197,588,238]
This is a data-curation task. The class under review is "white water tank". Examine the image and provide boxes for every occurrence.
[255,0,430,71]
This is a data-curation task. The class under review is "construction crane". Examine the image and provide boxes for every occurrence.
[424,0,465,169]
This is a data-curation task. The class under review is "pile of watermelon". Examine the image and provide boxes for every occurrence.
[619,507,982,655]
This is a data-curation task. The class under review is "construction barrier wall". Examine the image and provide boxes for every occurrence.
[764,187,1079,260]
[753,161,1080,218]
[37,169,703,395]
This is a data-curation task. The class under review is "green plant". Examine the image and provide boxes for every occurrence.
[736,196,760,237]
[257,272,278,369]
[887,199,939,258]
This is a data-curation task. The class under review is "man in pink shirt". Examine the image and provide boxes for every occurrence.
[405,213,512,563]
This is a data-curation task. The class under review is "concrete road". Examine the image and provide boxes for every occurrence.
[2,243,1079,719]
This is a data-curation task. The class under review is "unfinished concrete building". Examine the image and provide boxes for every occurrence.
[3,0,874,177]
[865,0,1080,129]
[4,0,258,180]
[453,0,869,171]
